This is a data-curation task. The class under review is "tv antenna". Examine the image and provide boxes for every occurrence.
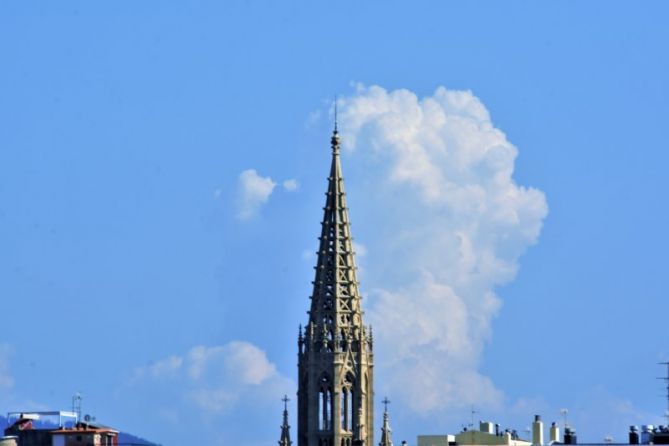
[470,405,478,429]
[560,408,569,429]
[659,362,669,423]
[83,414,96,423]
[469,406,478,445]
[72,392,82,421]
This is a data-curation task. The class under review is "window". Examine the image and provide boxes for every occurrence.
[341,373,355,431]
[319,375,332,430]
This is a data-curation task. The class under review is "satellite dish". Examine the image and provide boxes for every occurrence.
[84,414,91,422]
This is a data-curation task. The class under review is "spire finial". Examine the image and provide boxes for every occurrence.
[382,397,391,413]
[282,394,290,411]
[334,95,338,133]
[331,97,340,154]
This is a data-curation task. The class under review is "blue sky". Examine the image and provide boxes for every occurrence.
[1,2,668,445]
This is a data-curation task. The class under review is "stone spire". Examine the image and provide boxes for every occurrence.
[279,395,293,446]
[379,398,393,446]
[298,123,374,446]
[307,106,365,348]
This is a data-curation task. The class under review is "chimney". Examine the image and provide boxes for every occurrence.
[564,427,578,445]
[629,426,639,445]
[550,422,560,443]
[533,415,544,445]
[641,425,654,445]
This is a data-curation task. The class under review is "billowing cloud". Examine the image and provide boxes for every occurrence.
[186,343,277,385]
[129,341,293,414]
[236,169,277,220]
[133,355,183,380]
[337,85,548,413]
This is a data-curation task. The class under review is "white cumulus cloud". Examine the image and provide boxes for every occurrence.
[186,343,277,385]
[236,169,277,220]
[128,341,293,414]
[337,85,548,414]
[283,179,299,192]
[133,355,183,381]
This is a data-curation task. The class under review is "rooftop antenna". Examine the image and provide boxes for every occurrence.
[659,362,669,423]
[72,392,82,421]
[469,404,478,430]
[560,408,569,429]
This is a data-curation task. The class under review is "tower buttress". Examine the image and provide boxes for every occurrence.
[298,124,374,446]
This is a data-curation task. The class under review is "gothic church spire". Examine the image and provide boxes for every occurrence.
[306,113,366,347]
[378,398,393,446]
[279,395,293,446]
[298,122,374,446]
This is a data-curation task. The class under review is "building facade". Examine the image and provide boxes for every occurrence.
[2,412,118,446]
[297,126,374,446]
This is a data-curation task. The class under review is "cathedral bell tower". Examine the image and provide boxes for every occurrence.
[297,124,374,446]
